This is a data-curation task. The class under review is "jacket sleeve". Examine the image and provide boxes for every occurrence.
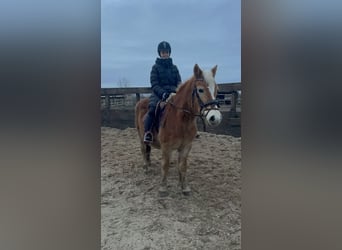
[175,66,182,85]
[150,65,165,99]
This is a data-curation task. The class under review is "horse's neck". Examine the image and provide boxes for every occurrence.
[172,79,199,114]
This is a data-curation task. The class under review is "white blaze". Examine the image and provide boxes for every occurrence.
[203,69,216,100]
[202,69,222,126]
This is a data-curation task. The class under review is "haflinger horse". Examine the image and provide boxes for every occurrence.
[135,64,222,196]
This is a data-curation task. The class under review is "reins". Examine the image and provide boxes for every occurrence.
[166,100,201,117]
[164,78,219,118]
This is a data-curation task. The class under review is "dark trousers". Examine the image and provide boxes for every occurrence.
[144,94,159,133]
[144,108,155,132]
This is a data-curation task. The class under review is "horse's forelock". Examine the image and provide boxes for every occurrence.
[176,70,217,99]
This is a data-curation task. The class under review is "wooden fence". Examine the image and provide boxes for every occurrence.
[101,82,242,136]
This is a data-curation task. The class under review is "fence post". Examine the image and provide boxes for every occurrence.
[228,91,239,118]
[103,95,110,126]
[136,93,140,103]
[105,95,110,110]
[230,91,237,113]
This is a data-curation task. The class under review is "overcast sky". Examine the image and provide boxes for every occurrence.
[101,0,241,87]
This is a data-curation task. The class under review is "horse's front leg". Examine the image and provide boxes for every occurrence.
[178,143,192,195]
[159,148,171,197]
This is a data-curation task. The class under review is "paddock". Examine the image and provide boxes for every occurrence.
[101,127,241,250]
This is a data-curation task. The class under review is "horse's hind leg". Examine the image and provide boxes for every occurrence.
[140,143,151,173]
[178,144,192,195]
[159,149,171,197]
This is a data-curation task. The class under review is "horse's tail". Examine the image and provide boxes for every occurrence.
[135,100,141,131]
[135,98,150,142]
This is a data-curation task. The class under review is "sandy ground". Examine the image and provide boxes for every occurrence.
[101,127,241,250]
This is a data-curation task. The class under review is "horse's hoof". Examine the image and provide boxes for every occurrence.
[159,186,168,197]
[143,163,151,173]
[182,187,191,196]
[159,190,169,197]
[182,190,191,196]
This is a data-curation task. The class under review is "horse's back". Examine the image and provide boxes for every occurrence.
[135,98,149,115]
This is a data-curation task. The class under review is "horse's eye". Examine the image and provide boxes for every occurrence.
[198,89,204,93]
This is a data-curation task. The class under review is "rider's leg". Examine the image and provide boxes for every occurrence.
[143,98,157,143]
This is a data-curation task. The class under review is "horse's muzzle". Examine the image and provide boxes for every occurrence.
[204,109,222,127]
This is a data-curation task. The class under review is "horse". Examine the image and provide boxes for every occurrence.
[135,64,222,196]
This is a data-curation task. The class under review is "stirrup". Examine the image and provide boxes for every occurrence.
[143,131,153,143]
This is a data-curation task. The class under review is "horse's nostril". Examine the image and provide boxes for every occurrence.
[210,116,215,122]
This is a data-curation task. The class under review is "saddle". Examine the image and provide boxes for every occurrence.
[151,101,167,133]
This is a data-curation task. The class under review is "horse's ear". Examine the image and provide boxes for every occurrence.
[212,65,218,77]
[194,64,203,79]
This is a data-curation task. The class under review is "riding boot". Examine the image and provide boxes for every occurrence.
[143,111,154,143]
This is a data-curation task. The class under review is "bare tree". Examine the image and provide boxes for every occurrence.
[116,77,134,106]
[117,77,130,88]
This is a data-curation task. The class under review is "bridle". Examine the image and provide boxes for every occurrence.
[166,78,220,118]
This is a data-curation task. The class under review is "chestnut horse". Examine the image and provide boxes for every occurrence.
[135,64,222,196]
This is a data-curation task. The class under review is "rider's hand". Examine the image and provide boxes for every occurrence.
[162,92,170,101]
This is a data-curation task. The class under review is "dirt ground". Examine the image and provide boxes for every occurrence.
[101,127,241,250]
